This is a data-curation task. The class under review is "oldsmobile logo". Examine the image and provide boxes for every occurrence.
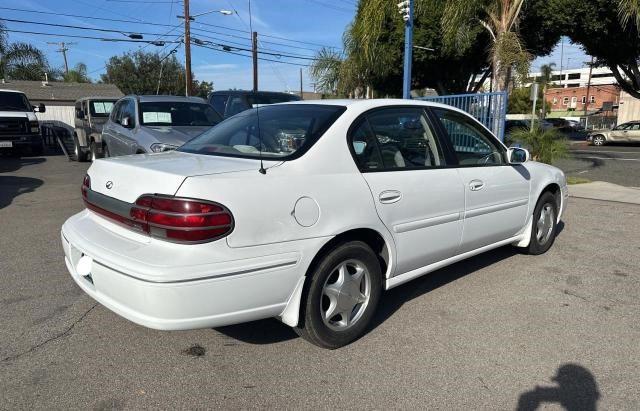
[105,181,113,189]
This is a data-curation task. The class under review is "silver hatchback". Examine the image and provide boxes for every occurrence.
[101,95,222,157]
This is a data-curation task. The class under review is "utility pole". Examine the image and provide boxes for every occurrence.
[252,31,258,92]
[398,0,413,99]
[584,56,594,117]
[299,68,303,98]
[559,37,564,88]
[48,42,75,74]
[183,0,192,96]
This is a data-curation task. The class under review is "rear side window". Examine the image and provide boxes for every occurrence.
[350,120,384,170]
[433,108,506,166]
[179,104,346,160]
[360,108,447,170]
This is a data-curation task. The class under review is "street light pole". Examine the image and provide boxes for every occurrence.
[183,0,192,96]
[398,0,414,99]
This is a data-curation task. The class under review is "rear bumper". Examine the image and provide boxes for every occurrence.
[61,211,324,330]
[0,134,42,149]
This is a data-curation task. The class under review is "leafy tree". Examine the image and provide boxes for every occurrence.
[619,0,640,29]
[101,50,212,97]
[63,62,91,83]
[511,126,568,164]
[508,86,550,115]
[543,0,640,99]
[538,63,555,117]
[0,22,51,81]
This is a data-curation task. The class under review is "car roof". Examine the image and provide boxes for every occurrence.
[210,90,298,97]
[75,96,120,102]
[0,89,27,94]
[125,95,208,104]
[274,98,482,115]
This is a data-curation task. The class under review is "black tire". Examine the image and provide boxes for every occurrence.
[72,135,88,162]
[295,241,382,349]
[526,192,558,255]
[89,140,101,161]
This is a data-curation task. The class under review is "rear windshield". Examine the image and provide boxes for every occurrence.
[246,94,300,106]
[0,92,31,111]
[139,101,222,126]
[89,101,115,118]
[178,104,346,159]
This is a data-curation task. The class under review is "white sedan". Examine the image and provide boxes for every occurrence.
[61,99,568,348]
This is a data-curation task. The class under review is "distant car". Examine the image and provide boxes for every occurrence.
[73,97,118,162]
[0,89,45,156]
[62,99,567,349]
[587,121,640,146]
[101,95,222,157]
[209,90,301,118]
[545,118,584,133]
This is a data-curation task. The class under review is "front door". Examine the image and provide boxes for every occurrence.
[350,107,465,275]
[431,108,531,253]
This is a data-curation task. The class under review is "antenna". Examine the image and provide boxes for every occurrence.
[247,0,266,174]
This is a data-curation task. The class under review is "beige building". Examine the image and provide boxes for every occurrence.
[618,90,640,124]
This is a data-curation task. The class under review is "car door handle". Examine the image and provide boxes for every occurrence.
[379,190,402,204]
[469,180,485,191]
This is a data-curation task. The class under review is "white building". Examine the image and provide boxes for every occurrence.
[526,67,616,88]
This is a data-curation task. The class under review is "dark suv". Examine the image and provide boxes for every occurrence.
[208,90,301,118]
[0,89,45,155]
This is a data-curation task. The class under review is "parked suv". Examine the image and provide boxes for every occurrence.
[209,90,300,118]
[101,95,222,157]
[73,97,118,162]
[0,89,45,155]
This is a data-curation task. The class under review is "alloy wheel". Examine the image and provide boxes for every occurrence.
[593,136,604,146]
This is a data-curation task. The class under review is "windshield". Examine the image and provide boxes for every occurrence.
[178,104,346,159]
[89,100,115,118]
[139,101,222,127]
[0,92,31,111]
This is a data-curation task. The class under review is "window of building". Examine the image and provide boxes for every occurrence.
[591,73,613,79]
[562,97,569,106]
[567,73,581,80]
[552,97,558,105]
[581,96,586,104]
[590,96,596,103]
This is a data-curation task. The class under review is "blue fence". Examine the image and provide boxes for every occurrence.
[417,91,508,141]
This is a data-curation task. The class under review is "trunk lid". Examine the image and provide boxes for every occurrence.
[88,150,274,203]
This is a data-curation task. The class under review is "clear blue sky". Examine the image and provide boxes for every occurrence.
[3,1,587,92]
[2,0,355,92]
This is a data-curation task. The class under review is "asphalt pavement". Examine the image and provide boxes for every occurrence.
[1,154,639,410]
[555,142,640,187]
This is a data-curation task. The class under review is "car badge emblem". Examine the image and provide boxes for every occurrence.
[106,181,113,189]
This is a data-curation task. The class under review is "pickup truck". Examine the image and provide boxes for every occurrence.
[0,89,45,156]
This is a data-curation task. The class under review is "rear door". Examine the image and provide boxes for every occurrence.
[350,107,464,275]
[431,108,530,253]
[626,123,640,142]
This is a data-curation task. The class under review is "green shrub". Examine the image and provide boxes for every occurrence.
[510,126,569,164]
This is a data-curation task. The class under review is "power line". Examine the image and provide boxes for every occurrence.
[0,17,179,38]
[196,43,310,67]
[0,6,341,52]
[0,28,182,44]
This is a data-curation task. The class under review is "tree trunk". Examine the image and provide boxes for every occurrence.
[491,53,507,92]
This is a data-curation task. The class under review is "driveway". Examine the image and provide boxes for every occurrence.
[1,154,639,409]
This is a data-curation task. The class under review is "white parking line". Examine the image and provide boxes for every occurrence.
[573,150,640,155]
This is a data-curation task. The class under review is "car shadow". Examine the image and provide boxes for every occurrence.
[214,242,535,345]
[0,175,44,210]
[0,156,46,173]
[516,363,599,411]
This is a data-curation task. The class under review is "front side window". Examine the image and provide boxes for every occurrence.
[363,108,446,169]
[110,100,124,123]
[433,108,506,166]
[211,95,228,116]
[179,104,345,159]
[226,97,249,117]
[139,101,221,127]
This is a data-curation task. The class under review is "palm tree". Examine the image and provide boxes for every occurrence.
[539,62,556,118]
[619,0,640,29]
[443,0,530,92]
[309,48,344,95]
[0,22,50,81]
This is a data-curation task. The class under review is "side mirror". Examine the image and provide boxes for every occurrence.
[508,147,530,164]
[121,116,133,128]
[33,103,46,113]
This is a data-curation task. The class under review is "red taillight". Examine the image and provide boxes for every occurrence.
[81,174,90,199]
